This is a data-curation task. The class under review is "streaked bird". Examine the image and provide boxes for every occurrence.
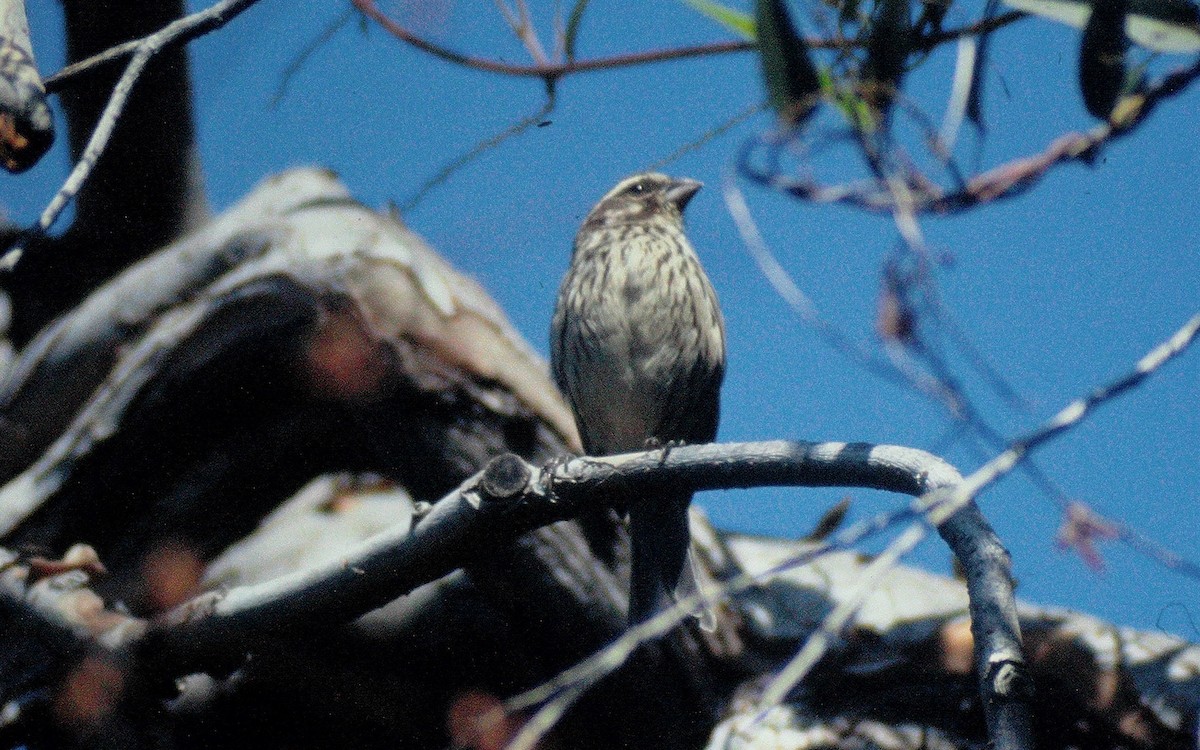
[551,172,726,625]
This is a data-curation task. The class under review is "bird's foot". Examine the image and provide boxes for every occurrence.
[643,437,685,465]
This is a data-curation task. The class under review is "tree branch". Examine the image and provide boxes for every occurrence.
[19,295,1198,745]
[141,439,1029,750]
[143,443,944,651]
[351,0,1024,81]
[41,0,262,94]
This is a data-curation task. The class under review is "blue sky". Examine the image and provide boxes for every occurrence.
[5,0,1199,638]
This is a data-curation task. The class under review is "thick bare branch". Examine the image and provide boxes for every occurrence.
[144,439,1024,740]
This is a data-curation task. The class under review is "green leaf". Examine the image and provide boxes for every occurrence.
[756,0,823,123]
[828,77,878,132]
[1079,0,1129,118]
[1127,0,1200,48]
[565,0,591,62]
[680,0,758,39]
[1005,0,1200,51]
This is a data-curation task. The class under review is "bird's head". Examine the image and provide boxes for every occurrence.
[582,172,703,230]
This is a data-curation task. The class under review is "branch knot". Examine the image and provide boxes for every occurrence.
[480,453,533,501]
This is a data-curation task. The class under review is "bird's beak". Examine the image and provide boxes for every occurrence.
[664,178,702,211]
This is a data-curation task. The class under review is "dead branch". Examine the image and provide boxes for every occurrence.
[135,439,1027,750]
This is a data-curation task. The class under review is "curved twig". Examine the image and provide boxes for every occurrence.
[354,0,756,78]
[398,91,557,215]
[501,439,1030,750]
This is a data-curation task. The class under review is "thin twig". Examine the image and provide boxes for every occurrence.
[755,522,928,708]
[756,312,1200,746]
[497,0,550,65]
[398,91,557,215]
[270,8,355,109]
[721,168,947,394]
[494,0,521,39]
[648,101,767,172]
[951,313,1200,503]
[353,0,756,79]
[43,39,142,93]
[728,172,1200,587]
[506,507,932,750]
[919,277,1029,411]
[886,256,1200,580]
[42,0,263,93]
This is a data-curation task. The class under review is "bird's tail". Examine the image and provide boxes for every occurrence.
[627,493,714,630]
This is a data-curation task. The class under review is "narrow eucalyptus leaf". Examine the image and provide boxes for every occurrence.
[680,0,758,39]
[967,0,1003,131]
[756,0,823,123]
[1005,0,1200,51]
[941,35,979,147]
[565,0,591,62]
[865,0,913,111]
[1079,0,1129,118]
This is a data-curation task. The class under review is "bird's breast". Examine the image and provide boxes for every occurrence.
[554,229,724,453]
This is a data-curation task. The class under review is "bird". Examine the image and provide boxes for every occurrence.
[551,171,726,626]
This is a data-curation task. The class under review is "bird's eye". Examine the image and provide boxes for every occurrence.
[628,182,646,195]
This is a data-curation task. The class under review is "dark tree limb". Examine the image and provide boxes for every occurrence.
[142,439,1031,750]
